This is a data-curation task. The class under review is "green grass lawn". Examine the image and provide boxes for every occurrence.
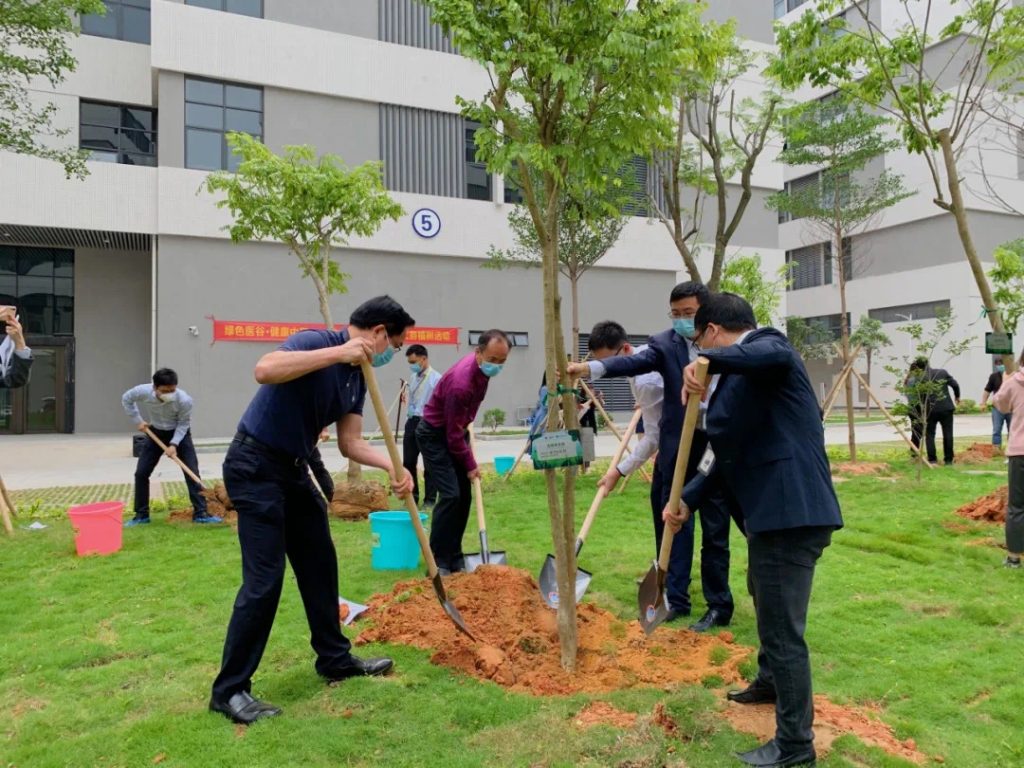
[2,456,1020,767]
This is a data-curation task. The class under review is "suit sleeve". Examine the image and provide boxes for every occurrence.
[2,352,32,389]
[945,371,961,400]
[598,341,662,379]
[681,468,714,512]
[701,337,793,376]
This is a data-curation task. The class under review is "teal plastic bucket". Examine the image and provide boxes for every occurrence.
[494,455,515,476]
[369,511,428,570]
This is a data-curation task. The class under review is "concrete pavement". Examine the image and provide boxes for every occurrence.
[0,414,995,491]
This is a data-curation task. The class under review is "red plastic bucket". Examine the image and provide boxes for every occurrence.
[67,501,124,556]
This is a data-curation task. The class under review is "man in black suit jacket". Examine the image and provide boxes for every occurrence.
[906,358,960,465]
[668,293,843,768]
[568,282,741,632]
[0,311,33,389]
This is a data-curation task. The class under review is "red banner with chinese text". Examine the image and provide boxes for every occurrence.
[210,318,460,345]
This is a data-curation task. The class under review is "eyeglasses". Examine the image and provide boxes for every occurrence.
[667,311,696,320]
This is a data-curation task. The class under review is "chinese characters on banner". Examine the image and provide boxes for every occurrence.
[210,318,460,345]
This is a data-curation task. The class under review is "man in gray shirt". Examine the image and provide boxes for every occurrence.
[122,368,221,526]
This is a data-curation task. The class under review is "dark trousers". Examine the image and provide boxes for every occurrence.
[747,526,833,753]
[926,410,955,464]
[133,427,206,518]
[417,421,472,570]
[651,463,695,613]
[1007,456,1024,554]
[697,492,745,618]
[403,416,436,506]
[909,417,923,452]
[211,440,353,701]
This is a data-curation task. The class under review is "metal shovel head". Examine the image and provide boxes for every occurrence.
[431,572,476,641]
[538,554,592,609]
[464,549,508,573]
[637,560,671,636]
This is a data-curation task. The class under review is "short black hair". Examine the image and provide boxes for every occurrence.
[349,296,416,337]
[910,357,928,371]
[694,292,757,333]
[152,368,178,387]
[476,329,511,352]
[669,281,709,305]
[406,344,428,358]
[587,321,628,353]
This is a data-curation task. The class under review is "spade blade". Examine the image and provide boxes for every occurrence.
[637,560,671,635]
[538,553,593,609]
[430,573,476,641]
[464,550,509,573]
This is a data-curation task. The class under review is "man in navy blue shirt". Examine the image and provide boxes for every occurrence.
[210,296,416,725]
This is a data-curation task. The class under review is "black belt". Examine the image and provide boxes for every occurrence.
[233,431,308,467]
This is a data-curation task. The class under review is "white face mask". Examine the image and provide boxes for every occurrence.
[157,392,176,403]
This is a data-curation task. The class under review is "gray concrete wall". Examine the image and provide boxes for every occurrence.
[265,0,378,38]
[155,236,675,438]
[695,186,780,250]
[854,210,1022,279]
[157,71,185,168]
[75,248,152,432]
[263,89,379,165]
[704,0,775,44]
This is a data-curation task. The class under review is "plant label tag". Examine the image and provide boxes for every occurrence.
[698,445,715,476]
[531,430,584,470]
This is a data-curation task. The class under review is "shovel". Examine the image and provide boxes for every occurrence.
[637,357,709,636]
[464,425,507,571]
[538,408,643,607]
[144,427,206,487]
[359,359,475,641]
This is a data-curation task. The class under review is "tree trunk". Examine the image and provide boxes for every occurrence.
[837,228,856,462]
[937,128,1014,371]
[571,274,580,363]
[540,186,578,672]
[865,349,873,418]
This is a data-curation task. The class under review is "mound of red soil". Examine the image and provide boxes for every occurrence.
[832,462,891,477]
[955,486,1008,523]
[955,443,1002,465]
[724,695,928,764]
[356,565,748,696]
[330,480,389,521]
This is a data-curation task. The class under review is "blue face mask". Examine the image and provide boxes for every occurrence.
[410,362,423,374]
[372,345,395,368]
[673,317,696,339]
[996,365,1006,373]
[479,361,503,378]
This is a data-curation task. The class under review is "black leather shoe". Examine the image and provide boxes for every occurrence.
[727,682,777,704]
[689,608,731,633]
[737,739,815,766]
[323,654,394,683]
[209,691,282,725]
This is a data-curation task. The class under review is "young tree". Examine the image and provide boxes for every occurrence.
[885,310,973,479]
[485,178,628,360]
[426,0,701,670]
[768,98,912,461]
[773,0,1024,371]
[786,315,835,364]
[654,18,782,289]
[719,253,790,327]
[989,239,1024,335]
[849,315,891,418]
[0,0,105,177]
[205,134,403,481]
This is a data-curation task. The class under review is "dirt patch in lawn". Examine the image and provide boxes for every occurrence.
[955,486,1008,523]
[723,695,929,764]
[573,701,639,729]
[356,565,748,696]
[954,443,1002,464]
[832,462,892,477]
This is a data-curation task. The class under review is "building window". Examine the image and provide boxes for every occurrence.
[469,331,528,347]
[185,0,262,18]
[578,333,649,410]
[380,104,464,198]
[786,244,825,291]
[81,0,150,44]
[379,0,456,53]
[621,156,650,217]
[80,101,157,166]
[868,301,952,324]
[465,123,492,201]
[0,246,74,336]
[797,313,849,343]
[774,0,810,20]
[503,174,524,205]
[184,77,263,172]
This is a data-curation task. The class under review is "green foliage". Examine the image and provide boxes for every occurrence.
[989,239,1024,335]
[956,398,984,415]
[482,408,506,434]
[850,316,891,354]
[203,134,403,325]
[785,316,834,361]
[719,253,790,327]
[0,0,105,178]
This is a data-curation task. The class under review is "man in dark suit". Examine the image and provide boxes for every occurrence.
[906,358,960,465]
[568,282,740,631]
[667,293,843,768]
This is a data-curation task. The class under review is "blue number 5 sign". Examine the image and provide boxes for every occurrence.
[412,208,441,239]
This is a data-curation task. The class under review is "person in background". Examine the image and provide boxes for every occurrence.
[981,359,1012,450]
[0,307,32,389]
[402,344,442,507]
[122,368,221,527]
[992,351,1024,569]
[910,358,961,466]
[417,330,511,574]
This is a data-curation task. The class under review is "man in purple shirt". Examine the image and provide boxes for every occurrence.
[417,329,511,574]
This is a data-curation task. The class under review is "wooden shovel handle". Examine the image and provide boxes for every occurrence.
[577,408,642,545]
[658,357,710,572]
[467,425,487,534]
[144,428,203,486]
[360,360,441,578]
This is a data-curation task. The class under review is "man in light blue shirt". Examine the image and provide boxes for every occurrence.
[122,368,220,526]
[402,344,442,507]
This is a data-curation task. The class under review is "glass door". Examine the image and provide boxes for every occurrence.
[0,342,73,434]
